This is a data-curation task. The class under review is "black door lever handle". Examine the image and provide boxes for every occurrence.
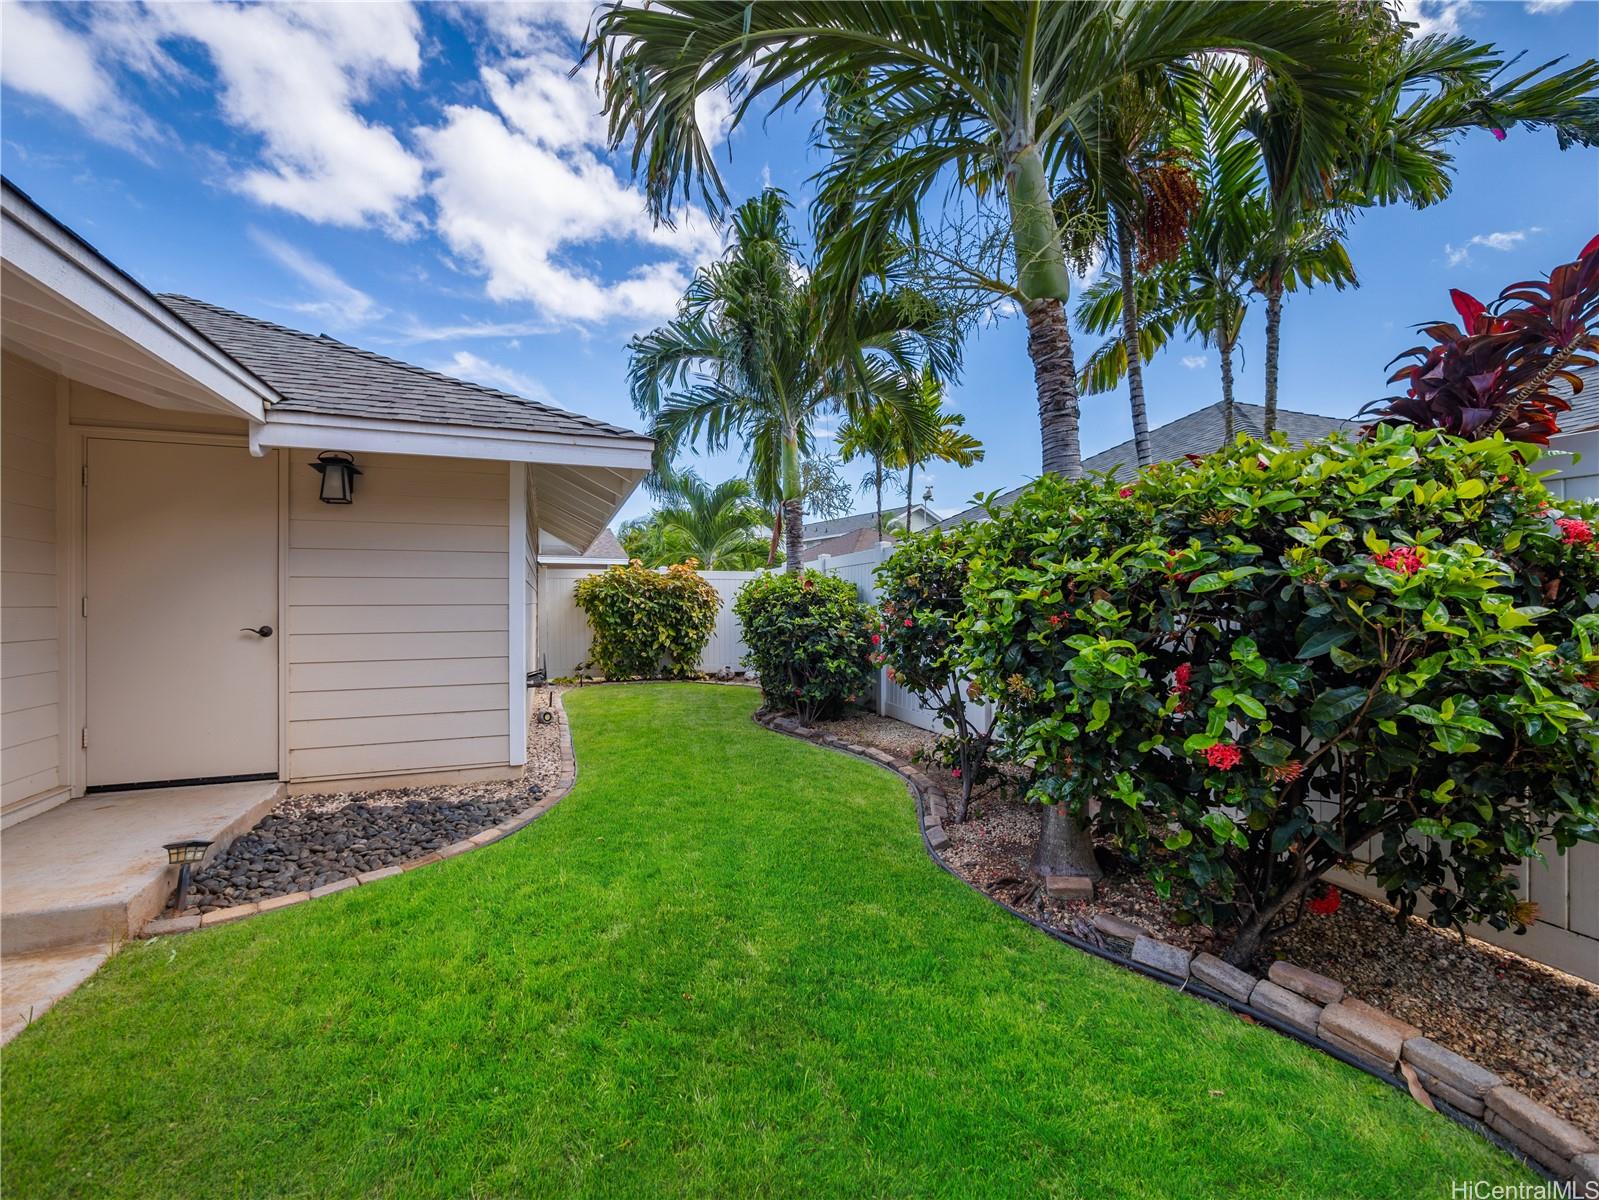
[241,625,274,638]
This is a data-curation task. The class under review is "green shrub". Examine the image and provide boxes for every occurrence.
[875,527,997,819]
[734,570,875,721]
[961,426,1599,964]
[574,560,720,680]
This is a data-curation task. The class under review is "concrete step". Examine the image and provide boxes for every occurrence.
[1,780,282,955]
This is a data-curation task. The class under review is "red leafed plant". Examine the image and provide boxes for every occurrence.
[1363,235,1599,445]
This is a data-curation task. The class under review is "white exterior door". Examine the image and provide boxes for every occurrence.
[85,438,278,787]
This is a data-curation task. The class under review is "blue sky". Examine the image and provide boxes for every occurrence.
[3,1,1596,527]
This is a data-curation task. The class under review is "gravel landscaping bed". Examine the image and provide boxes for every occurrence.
[180,687,571,913]
[818,707,1599,1141]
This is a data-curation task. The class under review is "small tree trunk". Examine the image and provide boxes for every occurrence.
[1218,315,1237,446]
[783,497,804,575]
[1262,276,1284,437]
[1222,872,1318,968]
[1026,298,1084,479]
[767,509,782,568]
[1032,803,1101,880]
[1117,228,1153,470]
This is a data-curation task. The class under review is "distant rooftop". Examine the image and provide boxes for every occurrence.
[939,401,1355,527]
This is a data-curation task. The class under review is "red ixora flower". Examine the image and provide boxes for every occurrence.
[1173,662,1193,694]
[951,767,961,778]
[1373,546,1423,576]
[870,633,882,645]
[1307,886,1342,916]
[903,617,914,627]
[1118,486,1134,499]
[1203,742,1242,771]
[1556,517,1595,546]
[1266,759,1305,785]
[1048,613,1063,627]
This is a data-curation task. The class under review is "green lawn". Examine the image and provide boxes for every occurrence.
[3,684,1527,1198]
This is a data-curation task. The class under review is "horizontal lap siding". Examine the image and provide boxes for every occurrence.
[286,453,510,780]
[1,355,62,813]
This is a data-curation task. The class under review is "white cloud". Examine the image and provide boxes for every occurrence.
[251,230,384,327]
[1181,355,1209,370]
[419,95,723,324]
[1444,227,1541,267]
[432,350,552,401]
[1396,0,1474,36]
[0,5,150,144]
[143,3,426,232]
[1526,0,1574,11]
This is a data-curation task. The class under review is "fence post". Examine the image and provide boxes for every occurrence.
[816,552,830,575]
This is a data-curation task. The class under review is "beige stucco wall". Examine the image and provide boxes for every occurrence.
[1,353,64,818]
[285,451,512,780]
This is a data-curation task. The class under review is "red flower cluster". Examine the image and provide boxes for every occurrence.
[1203,742,1242,771]
[1556,517,1595,546]
[1266,760,1305,785]
[1373,546,1423,576]
[903,617,914,627]
[1307,887,1342,916]
[870,633,882,646]
[1047,613,1063,627]
[1118,486,1134,499]
[1173,662,1193,694]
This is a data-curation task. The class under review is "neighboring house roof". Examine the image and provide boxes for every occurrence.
[939,401,1355,527]
[1553,365,1599,435]
[800,526,890,562]
[160,294,642,440]
[539,528,629,562]
[801,504,938,542]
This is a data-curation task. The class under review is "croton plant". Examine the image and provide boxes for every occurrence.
[1365,234,1599,443]
[960,427,1599,965]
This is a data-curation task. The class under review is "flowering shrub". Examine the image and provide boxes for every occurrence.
[874,527,997,819]
[734,570,875,721]
[574,560,720,680]
[961,426,1599,964]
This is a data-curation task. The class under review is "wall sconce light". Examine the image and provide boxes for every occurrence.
[310,451,361,504]
[164,839,213,913]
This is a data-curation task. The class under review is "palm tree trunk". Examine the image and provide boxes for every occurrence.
[1262,274,1284,437]
[1026,298,1083,479]
[783,497,804,573]
[1218,314,1237,446]
[1117,226,1152,470]
[1032,803,1102,881]
[874,460,884,540]
[767,509,781,568]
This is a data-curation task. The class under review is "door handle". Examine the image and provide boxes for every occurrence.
[240,625,274,638]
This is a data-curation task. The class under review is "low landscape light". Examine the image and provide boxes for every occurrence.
[164,839,212,914]
[310,451,361,504]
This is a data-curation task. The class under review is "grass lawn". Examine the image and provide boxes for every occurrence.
[2,684,1530,1198]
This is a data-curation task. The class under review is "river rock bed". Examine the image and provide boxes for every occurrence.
[182,781,540,910]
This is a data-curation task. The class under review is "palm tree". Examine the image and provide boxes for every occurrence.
[1251,24,1599,434]
[630,472,772,570]
[628,191,960,573]
[883,372,984,533]
[835,405,897,540]
[586,1,1371,479]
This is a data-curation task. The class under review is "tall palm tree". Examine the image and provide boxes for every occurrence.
[882,372,985,532]
[628,191,960,573]
[835,405,897,540]
[586,1,1371,479]
[1251,25,1599,433]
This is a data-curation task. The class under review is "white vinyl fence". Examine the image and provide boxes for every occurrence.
[537,564,759,678]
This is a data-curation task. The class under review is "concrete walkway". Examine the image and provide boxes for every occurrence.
[2,780,282,1043]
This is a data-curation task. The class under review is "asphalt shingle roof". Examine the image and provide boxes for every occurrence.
[939,401,1355,527]
[802,504,937,541]
[158,294,644,441]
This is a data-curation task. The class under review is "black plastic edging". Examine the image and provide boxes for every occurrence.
[753,712,1552,1182]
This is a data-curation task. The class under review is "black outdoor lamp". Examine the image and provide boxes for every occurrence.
[164,839,212,914]
[310,451,361,504]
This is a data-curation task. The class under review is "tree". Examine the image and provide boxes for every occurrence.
[586,0,1370,479]
[620,471,772,570]
[1253,25,1599,434]
[836,405,897,541]
[628,192,959,573]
